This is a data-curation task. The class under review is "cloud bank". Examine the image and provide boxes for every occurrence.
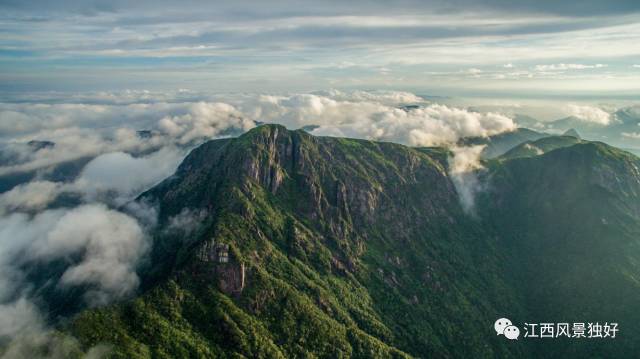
[1,204,148,306]
[0,203,149,357]
[232,91,516,146]
[566,104,612,125]
[534,63,607,71]
[0,90,517,178]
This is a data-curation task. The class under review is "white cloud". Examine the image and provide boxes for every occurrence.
[235,92,515,146]
[0,319,110,359]
[0,100,255,176]
[0,91,515,181]
[74,147,185,204]
[0,205,149,307]
[534,63,607,71]
[0,297,43,339]
[0,127,158,176]
[523,143,544,155]
[566,104,612,125]
[157,102,255,144]
[503,63,514,68]
[164,208,207,236]
[622,132,640,139]
[466,68,484,74]
[311,90,424,105]
[27,205,148,305]
[0,148,184,212]
[0,212,59,301]
[448,145,486,215]
[0,181,64,215]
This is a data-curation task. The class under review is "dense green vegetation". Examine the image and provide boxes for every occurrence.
[478,141,640,357]
[64,126,640,358]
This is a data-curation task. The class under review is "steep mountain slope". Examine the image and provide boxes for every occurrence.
[65,125,640,358]
[479,142,640,357]
[69,125,523,358]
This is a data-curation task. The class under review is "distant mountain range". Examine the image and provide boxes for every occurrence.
[513,107,640,156]
[458,127,548,158]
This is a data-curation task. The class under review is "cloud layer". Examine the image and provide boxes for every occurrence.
[1,205,148,305]
[566,104,612,125]
[0,90,518,179]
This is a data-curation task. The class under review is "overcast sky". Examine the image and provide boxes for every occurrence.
[2,0,640,98]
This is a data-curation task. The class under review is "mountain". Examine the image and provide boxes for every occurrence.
[499,135,582,160]
[547,108,640,152]
[547,116,598,132]
[459,128,549,159]
[478,142,640,357]
[62,125,640,358]
[66,125,523,358]
[513,114,544,130]
[562,128,581,138]
[613,107,640,127]
[27,140,56,151]
[622,147,640,157]
[609,107,640,150]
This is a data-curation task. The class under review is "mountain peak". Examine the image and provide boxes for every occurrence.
[246,123,289,134]
[562,128,581,138]
[241,123,295,142]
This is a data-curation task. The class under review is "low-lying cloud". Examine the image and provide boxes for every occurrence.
[448,145,487,215]
[74,147,185,204]
[0,181,63,215]
[534,63,607,71]
[2,204,148,306]
[0,297,43,339]
[0,147,186,214]
[1,90,517,177]
[231,92,516,146]
[54,206,147,305]
[566,104,612,125]
[0,203,148,355]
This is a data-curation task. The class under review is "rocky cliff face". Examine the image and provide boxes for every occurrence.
[193,240,245,295]
[68,126,640,358]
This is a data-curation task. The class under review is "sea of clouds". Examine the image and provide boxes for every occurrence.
[0,89,518,355]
